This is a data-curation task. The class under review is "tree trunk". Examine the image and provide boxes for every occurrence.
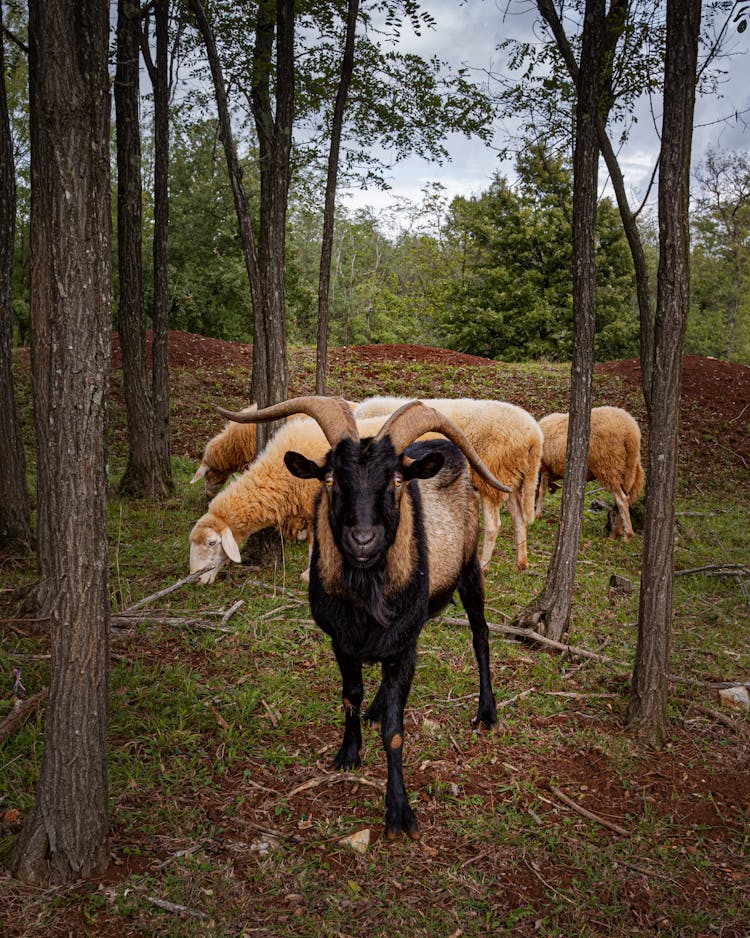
[536,0,655,411]
[151,0,173,490]
[627,0,701,746]
[116,0,167,498]
[12,0,111,884]
[0,5,32,549]
[516,0,604,642]
[315,0,359,395]
[251,0,293,448]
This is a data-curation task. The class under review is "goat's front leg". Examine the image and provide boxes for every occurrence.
[379,649,418,840]
[331,642,363,770]
[458,557,498,730]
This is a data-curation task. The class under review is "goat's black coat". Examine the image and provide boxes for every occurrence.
[285,436,498,839]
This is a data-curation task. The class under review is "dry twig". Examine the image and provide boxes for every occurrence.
[549,785,629,837]
[0,688,49,744]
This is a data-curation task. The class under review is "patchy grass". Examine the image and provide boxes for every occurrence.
[1,338,748,937]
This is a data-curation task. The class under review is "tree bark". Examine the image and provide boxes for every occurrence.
[627,0,701,746]
[116,0,167,498]
[0,4,32,548]
[536,0,655,411]
[151,0,173,490]
[12,0,111,884]
[315,0,359,395]
[516,0,604,642]
[250,0,293,448]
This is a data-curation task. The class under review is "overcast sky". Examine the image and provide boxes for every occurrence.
[340,0,750,217]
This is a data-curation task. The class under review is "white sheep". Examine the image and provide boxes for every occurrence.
[353,396,543,571]
[535,406,645,540]
[189,414,391,584]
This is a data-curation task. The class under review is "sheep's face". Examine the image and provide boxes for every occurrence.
[189,518,241,584]
[285,437,444,571]
[190,461,231,499]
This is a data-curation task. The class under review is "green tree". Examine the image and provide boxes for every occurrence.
[439,150,636,361]
[688,148,750,362]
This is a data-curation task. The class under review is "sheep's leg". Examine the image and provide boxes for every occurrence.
[379,649,418,840]
[534,468,550,518]
[457,558,498,730]
[479,496,501,569]
[331,642,363,770]
[611,488,634,541]
[506,489,529,572]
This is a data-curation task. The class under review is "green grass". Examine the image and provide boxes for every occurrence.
[1,345,748,937]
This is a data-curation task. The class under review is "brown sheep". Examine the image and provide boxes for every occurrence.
[535,406,645,540]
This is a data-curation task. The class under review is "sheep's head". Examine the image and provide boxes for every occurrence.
[190,460,230,499]
[216,397,511,572]
[189,516,241,585]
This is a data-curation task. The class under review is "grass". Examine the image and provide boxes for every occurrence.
[1,342,748,937]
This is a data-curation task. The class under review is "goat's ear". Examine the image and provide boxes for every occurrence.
[403,450,444,481]
[284,450,326,480]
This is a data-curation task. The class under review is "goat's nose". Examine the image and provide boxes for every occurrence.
[351,526,376,549]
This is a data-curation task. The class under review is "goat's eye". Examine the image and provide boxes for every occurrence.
[393,475,403,488]
[324,473,334,488]
[207,537,217,547]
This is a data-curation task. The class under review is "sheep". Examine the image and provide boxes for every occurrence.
[191,405,261,498]
[353,396,543,572]
[535,406,646,540]
[191,402,359,499]
[213,395,510,839]
[189,413,394,584]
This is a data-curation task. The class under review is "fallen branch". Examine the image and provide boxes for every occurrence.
[0,688,49,744]
[679,698,748,734]
[144,895,210,921]
[439,616,629,667]
[548,785,629,837]
[286,772,385,799]
[112,613,234,633]
[121,567,217,613]
[675,563,749,578]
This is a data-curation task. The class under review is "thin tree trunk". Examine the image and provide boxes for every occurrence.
[250,0,293,448]
[516,0,604,642]
[316,0,359,395]
[627,0,701,746]
[151,0,173,490]
[116,0,166,498]
[12,0,111,884]
[537,0,654,410]
[0,4,32,549]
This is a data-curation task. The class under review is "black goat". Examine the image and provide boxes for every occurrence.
[216,396,510,839]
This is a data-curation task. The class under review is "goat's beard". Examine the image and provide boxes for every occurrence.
[341,563,396,629]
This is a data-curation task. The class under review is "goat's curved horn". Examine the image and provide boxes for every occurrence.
[216,396,358,449]
[374,401,512,494]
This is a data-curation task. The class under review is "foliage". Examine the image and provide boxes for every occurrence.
[687,148,750,362]
[437,149,638,362]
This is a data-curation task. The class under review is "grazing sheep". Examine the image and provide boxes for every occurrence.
[191,402,358,498]
[353,396,543,571]
[535,406,645,540]
[214,396,508,839]
[191,405,260,498]
[189,414,393,584]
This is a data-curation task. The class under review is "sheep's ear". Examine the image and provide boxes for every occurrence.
[284,451,325,480]
[191,462,209,483]
[403,451,444,481]
[221,528,242,564]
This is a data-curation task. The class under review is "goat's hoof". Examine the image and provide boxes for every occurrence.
[333,751,361,771]
[515,560,528,572]
[385,810,419,841]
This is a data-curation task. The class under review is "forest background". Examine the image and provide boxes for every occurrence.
[3,0,750,366]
